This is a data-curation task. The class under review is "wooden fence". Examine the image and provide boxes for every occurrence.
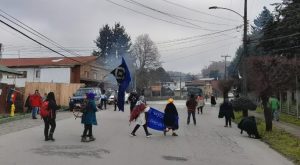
[25,82,84,106]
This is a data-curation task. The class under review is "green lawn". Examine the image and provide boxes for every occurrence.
[234,111,300,165]
[255,107,300,127]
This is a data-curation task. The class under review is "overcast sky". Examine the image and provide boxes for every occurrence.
[0,0,278,74]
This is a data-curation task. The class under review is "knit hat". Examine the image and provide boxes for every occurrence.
[86,92,95,100]
[168,98,174,103]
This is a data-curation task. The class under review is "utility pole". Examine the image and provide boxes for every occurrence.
[242,0,248,95]
[221,55,231,80]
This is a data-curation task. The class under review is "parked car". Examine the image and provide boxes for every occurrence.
[107,91,129,104]
[69,87,101,111]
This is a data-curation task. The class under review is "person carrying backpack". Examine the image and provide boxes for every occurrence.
[41,92,58,141]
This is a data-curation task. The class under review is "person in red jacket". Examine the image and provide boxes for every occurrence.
[30,90,42,119]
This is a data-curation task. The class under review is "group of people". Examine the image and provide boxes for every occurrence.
[129,94,179,137]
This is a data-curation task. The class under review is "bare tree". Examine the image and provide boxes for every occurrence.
[130,34,161,71]
[247,56,298,131]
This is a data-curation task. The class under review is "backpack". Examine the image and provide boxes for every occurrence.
[40,101,50,118]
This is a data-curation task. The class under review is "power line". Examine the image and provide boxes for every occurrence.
[159,36,239,52]
[0,8,83,57]
[160,0,240,22]
[161,41,237,62]
[105,0,218,30]
[156,25,243,44]
[124,0,236,30]
[0,18,84,64]
[157,31,240,48]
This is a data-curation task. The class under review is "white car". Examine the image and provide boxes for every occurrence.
[107,92,129,104]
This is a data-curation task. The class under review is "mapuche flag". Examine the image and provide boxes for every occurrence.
[111,57,131,111]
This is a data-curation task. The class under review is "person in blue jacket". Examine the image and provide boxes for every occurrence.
[81,92,98,142]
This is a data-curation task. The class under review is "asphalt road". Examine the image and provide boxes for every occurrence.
[0,100,293,165]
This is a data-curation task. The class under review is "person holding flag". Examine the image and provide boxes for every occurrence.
[163,98,179,136]
[111,57,131,112]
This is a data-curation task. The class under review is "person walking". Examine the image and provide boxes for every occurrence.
[211,95,216,107]
[219,98,235,127]
[269,95,280,121]
[186,94,198,125]
[81,92,98,142]
[163,98,179,136]
[30,90,42,119]
[129,97,152,138]
[100,90,107,110]
[42,92,58,141]
[196,95,205,114]
[113,91,118,111]
[24,94,32,113]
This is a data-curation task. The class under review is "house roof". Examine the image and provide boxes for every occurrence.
[0,56,97,67]
[0,65,22,75]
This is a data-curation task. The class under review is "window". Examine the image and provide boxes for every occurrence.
[7,71,27,79]
[84,71,88,78]
[17,71,27,78]
[93,72,97,79]
[35,70,40,78]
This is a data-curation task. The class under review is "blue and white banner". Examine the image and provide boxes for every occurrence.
[147,107,165,131]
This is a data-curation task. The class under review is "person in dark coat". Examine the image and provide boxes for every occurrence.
[163,98,179,136]
[25,94,32,113]
[211,95,216,107]
[43,92,58,141]
[238,116,261,139]
[81,92,98,142]
[186,94,198,125]
[219,98,235,127]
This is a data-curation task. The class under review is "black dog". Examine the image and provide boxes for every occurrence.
[238,116,261,139]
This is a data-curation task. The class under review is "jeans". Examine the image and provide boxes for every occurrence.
[273,110,280,121]
[43,117,56,138]
[187,111,196,125]
[225,116,231,126]
[131,124,150,135]
[32,107,39,118]
[82,124,93,137]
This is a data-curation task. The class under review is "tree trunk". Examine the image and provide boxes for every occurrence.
[262,97,272,131]
[242,109,248,117]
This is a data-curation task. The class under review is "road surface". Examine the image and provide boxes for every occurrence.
[0,100,293,165]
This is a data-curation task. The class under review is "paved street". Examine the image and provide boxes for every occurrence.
[0,100,293,165]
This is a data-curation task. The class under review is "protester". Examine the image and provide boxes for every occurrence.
[25,94,32,113]
[186,94,198,125]
[196,95,205,114]
[100,90,107,110]
[129,97,152,138]
[211,95,216,107]
[113,91,118,111]
[81,92,98,142]
[268,95,280,121]
[163,98,179,136]
[128,91,138,112]
[219,98,235,127]
[42,92,58,141]
[30,90,42,119]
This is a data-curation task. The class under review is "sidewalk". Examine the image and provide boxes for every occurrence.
[0,111,74,136]
[249,111,300,138]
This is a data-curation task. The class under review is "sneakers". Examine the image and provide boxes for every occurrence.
[130,133,136,137]
[81,137,88,142]
[146,133,152,138]
[172,132,178,136]
[89,136,96,141]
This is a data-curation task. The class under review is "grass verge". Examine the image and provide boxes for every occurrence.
[255,107,300,127]
[234,111,300,165]
[0,113,31,124]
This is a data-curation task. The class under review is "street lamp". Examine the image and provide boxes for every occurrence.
[209,0,248,96]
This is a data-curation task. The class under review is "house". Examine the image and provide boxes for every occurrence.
[185,78,215,97]
[0,56,109,87]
